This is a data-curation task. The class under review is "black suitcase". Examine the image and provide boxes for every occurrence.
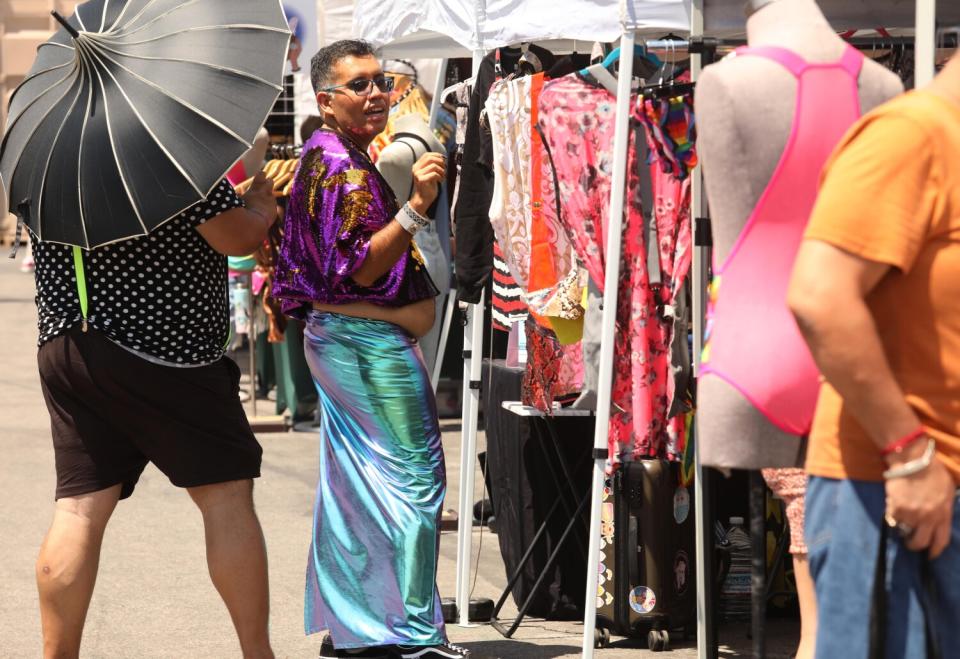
[595,459,696,651]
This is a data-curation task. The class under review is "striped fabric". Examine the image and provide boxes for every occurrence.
[491,243,527,331]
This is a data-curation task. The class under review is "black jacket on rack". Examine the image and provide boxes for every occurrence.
[453,45,557,303]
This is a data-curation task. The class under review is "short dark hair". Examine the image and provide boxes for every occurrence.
[299,115,324,142]
[311,39,378,93]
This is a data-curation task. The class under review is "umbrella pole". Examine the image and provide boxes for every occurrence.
[50,11,80,39]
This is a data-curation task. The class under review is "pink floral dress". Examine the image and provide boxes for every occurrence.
[538,74,673,464]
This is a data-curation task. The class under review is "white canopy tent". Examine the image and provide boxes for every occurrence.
[331,0,956,657]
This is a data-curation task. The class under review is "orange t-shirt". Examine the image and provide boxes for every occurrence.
[804,90,960,484]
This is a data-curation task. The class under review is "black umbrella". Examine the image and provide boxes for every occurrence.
[0,0,290,248]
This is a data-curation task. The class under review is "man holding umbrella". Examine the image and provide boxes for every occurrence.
[0,2,293,657]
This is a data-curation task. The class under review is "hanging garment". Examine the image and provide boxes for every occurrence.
[521,315,584,411]
[639,119,695,422]
[636,86,698,180]
[699,45,864,436]
[485,73,583,326]
[491,243,527,332]
[538,74,672,464]
[454,45,556,303]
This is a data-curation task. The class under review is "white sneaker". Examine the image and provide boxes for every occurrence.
[393,641,471,658]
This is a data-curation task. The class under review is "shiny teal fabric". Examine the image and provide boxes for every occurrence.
[303,310,446,649]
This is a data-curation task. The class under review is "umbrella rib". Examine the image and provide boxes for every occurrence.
[39,42,75,52]
[113,0,173,36]
[75,41,94,249]
[85,40,282,91]
[1,67,77,187]
[98,24,292,48]
[73,7,88,33]
[98,0,111,33]
[85,46,206,197]
[111,0,204,39]
[84,39,252,149]
[105,0,146,34]
[34,59,87,243]
[89,64,150,236]
[5,63,74,126]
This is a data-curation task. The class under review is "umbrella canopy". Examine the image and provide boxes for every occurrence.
[0,0,290,248]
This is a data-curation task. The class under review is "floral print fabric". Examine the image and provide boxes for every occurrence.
[539,74,691,468]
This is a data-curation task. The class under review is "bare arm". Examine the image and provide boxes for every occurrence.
[787,240,919,446]
[196,173,278,256]
[351,153,445,287]
[788,240,955,557]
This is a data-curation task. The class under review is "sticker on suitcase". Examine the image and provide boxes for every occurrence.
[629,586,657,614]
[673,486,690,524]
[674,551,690,595]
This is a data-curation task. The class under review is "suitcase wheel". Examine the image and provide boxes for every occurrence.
[647,629,670,652]
[594,627,611,649]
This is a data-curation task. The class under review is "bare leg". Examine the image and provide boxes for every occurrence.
[188,479,274,659]
[36,484,122,659]
[793,555,817,659]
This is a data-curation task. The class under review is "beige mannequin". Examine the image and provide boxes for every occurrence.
[376,114,450,373]
[696,0,903,471]
[697,4,902,658]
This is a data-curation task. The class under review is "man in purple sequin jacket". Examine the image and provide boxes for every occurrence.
[272,41,471,659]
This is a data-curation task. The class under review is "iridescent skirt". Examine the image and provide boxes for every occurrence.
[303,310,446,648]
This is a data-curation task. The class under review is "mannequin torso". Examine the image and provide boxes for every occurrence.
[695,0,903,469]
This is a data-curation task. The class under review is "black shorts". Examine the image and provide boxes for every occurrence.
[38,326,262,500]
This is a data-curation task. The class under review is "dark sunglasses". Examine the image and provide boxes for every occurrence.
[322,75,395,96]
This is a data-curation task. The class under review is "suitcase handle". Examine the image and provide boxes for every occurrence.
[628,516,640,584]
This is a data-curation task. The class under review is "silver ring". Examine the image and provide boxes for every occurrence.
[896,522,915,539]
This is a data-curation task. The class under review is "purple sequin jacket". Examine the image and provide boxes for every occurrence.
[273,130,438,318]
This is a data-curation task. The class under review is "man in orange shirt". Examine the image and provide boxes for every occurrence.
[788,53,960,656]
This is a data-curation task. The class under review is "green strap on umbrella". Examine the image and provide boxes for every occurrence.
[72,246,88,332]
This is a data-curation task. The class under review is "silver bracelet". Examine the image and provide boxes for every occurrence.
[883,438,937,480]
[397,202,430,235]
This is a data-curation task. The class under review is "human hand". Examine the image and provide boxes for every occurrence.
[242,172,278,229]
[409,152,446,215]
[885,446,956,559]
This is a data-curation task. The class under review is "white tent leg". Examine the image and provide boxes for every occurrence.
[688,3,713,659]
[915,0,937,87]
[456,291,485,627]
[454,49,488,628]
[581,29,636,659]
[432,290,456,392]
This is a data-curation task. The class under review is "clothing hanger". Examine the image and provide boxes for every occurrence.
[578,43,658,94]
[642,37,695,99]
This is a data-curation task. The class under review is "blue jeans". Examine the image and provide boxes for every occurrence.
[805,477,960,658]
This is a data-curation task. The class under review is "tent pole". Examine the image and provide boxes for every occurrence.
[427,57,453,394]
[690,2,719,657]
[580,29,636,659]
[915,0,937,87]
[454,49,488,628]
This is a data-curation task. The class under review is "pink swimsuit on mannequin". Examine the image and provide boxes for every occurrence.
[699,45,864,437]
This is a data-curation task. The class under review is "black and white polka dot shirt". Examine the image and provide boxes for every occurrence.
[32,179,243,367]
